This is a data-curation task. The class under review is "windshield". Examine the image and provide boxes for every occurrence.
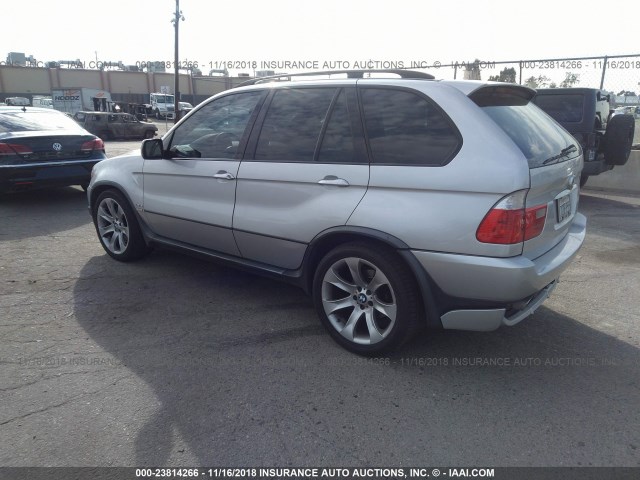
[154,95,175,103]
[481,102,580,168]
[0,110,84,134]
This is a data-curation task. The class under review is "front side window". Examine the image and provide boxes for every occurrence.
[169,91,263,159]
[255,88,337,162]
[361,88,461,166]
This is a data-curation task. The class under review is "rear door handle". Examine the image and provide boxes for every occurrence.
[213,171,235,180]
[318,176,349,187]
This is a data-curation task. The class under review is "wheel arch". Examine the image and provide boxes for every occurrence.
[89,182,148,245]
[89,181,133,212]
[299,227,443,329]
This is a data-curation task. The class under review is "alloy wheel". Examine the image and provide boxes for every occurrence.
[321,257,397,345]
[96,197,130,255]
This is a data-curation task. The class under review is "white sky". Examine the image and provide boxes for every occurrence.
[2,0,639,89]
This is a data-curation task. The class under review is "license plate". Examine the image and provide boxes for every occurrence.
[556,193,572,223]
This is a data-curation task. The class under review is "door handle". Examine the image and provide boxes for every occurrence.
[318,176,349,187]
[213,171,235,180]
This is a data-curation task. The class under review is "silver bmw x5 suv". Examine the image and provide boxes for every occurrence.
[88,70,586,354]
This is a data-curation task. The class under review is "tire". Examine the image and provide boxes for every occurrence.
[93,189,150,262]
[144,130,155,139]
[100,130,112,141]
[312,242,421,354]
[604,114,635,166]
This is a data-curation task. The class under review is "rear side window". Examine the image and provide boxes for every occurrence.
[360,88,461,166]
[534,94,584,123]
[255,88,336,162]
[472,88,580,168]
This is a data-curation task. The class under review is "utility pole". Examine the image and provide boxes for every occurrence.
[172,0,184,123]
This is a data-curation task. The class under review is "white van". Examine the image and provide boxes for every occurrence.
[32,97,54,108]
[5,97,30,106]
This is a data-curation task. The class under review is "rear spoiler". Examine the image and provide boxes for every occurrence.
[469,84,536,107]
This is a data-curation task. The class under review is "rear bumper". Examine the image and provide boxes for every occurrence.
[439,280,557,331]
[411,212,586,330]
[0,159,103,192]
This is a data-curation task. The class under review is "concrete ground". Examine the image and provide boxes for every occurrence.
[0,146,639,467]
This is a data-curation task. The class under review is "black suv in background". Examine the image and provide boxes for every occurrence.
[533,88,635,186]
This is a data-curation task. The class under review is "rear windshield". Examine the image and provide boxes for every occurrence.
[0,110,84,133]
[533,94,584,123]
[472,89,580,168]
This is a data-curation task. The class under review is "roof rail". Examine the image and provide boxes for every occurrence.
[238,69,435,87]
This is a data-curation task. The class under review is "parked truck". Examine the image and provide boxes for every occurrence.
[149,92,175,119]
[52,88,112,115]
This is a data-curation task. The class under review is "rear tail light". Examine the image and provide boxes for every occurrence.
[0,143,33,156]
[81,138,105,152]
[476,190,547,244]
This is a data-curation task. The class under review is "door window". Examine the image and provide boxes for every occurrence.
[255,88,337,162]
[317,90,358,164]
[168,91,263,159]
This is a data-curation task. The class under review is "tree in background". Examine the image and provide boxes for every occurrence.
[559,72,580,88]
[524,75,551,88]
[488,67,516,83]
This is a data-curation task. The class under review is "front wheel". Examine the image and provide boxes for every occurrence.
[93,189,150,262]
[312,242,421,354]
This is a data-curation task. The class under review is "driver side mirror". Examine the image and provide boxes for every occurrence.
[141,138,164,159]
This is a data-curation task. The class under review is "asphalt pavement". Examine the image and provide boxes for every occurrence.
[0,160,639,467]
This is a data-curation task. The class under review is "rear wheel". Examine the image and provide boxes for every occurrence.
[93,189,150,262]
[604,114,635,166]
[312,242,421,354]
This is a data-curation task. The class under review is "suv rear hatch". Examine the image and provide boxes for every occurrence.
[471,85,583,259]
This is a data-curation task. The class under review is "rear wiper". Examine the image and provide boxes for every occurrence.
[543,144,577,165]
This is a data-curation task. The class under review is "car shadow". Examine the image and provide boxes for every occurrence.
[73,250,640,466]
[0,187,90,241]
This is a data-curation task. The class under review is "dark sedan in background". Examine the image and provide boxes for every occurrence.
[0,106,106,193]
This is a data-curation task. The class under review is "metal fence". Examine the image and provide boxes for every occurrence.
[413,54,640,106]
